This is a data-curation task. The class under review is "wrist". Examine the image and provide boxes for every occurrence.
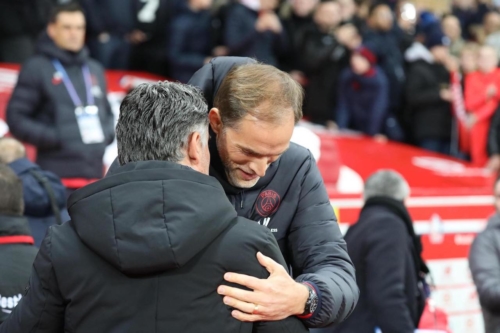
[293,282,310,316]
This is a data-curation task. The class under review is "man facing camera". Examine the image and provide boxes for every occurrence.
[0,82,308,333]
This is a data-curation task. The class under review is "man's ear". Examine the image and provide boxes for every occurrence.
[186,131,202,166]
[208,108,223,135]
[47,24,55,39]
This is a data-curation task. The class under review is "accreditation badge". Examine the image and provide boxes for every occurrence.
[75,105,105,144]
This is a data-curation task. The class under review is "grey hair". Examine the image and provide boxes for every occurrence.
[363,170,410,201]
[0,137,26,164]
[116,81,209,165]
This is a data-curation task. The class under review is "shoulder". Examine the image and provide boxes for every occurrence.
[18,56,48,78]
[281,142,313,167]
[361,206,407,235]
[222,218,275,249]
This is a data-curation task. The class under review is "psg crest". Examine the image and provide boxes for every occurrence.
[255,190,281,217]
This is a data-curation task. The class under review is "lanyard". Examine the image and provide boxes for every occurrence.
[52,59,95,107]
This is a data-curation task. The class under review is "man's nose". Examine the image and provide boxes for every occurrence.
[249,158,269,178]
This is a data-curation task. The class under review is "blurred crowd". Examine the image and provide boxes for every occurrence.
[5,0,500,169]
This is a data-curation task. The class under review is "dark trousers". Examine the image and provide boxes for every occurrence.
[419,139,451,155]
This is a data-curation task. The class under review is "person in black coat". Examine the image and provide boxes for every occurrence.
[224,0,288,66]
[336,46,389,137]
[188,57,358,329]
[332,170,429,333]
[0,82,308,333]
[0,138,69,247]
[0,165,38,324]
[405,28,454,155]
[298,0,349,126]
[6,3,115,192]
[167,0,227,83]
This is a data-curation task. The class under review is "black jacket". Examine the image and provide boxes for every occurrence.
[333,197,426,333]
[8,158,70,247]
[0,161,308,333]
[405,60,453,142]
[469,213,500,333]
[488,105,500,157]
[0,214,38,324]
[6,33,115,180]
[297,24,349,125]
[188,57,359,328]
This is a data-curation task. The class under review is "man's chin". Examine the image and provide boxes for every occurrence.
[227,174,260,189]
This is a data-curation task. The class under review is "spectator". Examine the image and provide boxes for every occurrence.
[279,0,318,82]
[299,0,349,127]
[442,14,465,58]
[189,58,358,329]
[167,0,227,82]
[0,82,309,333]
[406,29,454,155]
[484,11,500,61]
[0,138,69,247]
[452,0,491,40]
[6,3,115,195]
[80,0,138,69]
[362,3,409,141]
[224,0,288,66]
[338,0,361,27]
[332,170,428,333]
[469,176,500,333]
[0,165,38,324]
[463,45,500,167]
[461,42,479,75]
[336,46,389,138]
[0,0,54,63]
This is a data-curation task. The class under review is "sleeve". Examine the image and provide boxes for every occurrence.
[405,66,441,108]
[469,231,500,312]
[367,73,389,136]
[224,6,259,55]
[0,229,65,333]
[365,217,415,333]
[272,23,289,57]
[465,74,489,111]
[475,100,498,122]
[335,70,350,129]
[167,18,208,73]
[6,60,61,149]
[289,154,359,328]
[487,106,500,156]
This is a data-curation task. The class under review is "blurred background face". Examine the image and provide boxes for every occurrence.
[371,5,393,32]
[495,180,500,212]
[190,0,213,11]
[351,54,370,75]
[431,45,450,63]
[478,46,499,73]
[453,0,476,10]
[460,48,477,73]
[314,2,342,31]
[442,16,462,41]
[337,0,357,22]
[484,12,500,35]
[291,0,319,17]
[47,11,86,52]
[260,0,279,11]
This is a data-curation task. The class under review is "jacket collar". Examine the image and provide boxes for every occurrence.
[0,214,34,245]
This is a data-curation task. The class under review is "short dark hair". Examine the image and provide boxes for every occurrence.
[214,63,303,129]
[368,2,388,18]
[0,164,24,216]
[49,2,84,24]
[116,81,209,165]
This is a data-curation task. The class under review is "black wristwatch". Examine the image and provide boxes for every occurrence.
[299,282,318,317]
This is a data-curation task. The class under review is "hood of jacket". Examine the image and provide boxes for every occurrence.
[67,160,238,276]
[0,214,32,237]
[36,32,89,65]
[405,42,434,64]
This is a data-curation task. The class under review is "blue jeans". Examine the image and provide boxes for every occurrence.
[419,139,451,155]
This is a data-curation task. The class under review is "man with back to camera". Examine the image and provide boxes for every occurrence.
[6,3,115,194]
[187,57,359,329]
[0,81,309,333]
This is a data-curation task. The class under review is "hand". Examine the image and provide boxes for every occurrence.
[204,57,213,64]
[218,252,310,322]
[326,120,338,131]
[266,13,283,34]
[127,30,147,44]
[212,46,229,57]
[289,70,308,85]
[374,134,388,143]
[466,114,478,129]
[487,155,500,172]
[440,88,453,102]
[487,84,497,99]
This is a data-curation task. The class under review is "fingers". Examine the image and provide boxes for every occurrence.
[223,296,261,315]
[256,252,282,274]
[231,310,262,322]
[217,285,259,304]
[224,272,264,291]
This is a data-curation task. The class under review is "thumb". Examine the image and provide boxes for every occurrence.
[257,252,279,274]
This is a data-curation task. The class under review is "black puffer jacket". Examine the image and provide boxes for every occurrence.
[0,161,309,333]
[0,214,38,324]
[188,57,359,328]
[6,33,115,180]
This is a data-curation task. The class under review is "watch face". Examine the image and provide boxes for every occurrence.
[309,297,318,314]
